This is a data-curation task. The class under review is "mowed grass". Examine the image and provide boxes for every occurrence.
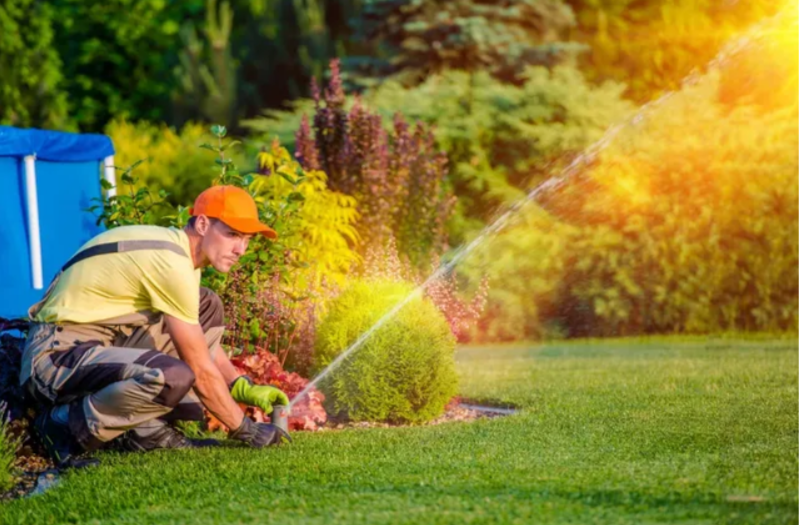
[2,336,796,524]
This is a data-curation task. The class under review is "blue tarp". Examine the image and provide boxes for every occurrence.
[0,127,114,318]
[0,126,114,162]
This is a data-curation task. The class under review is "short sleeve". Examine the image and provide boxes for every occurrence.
[141,252,200,324]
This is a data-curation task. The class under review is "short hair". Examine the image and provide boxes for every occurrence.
[187,216,219,229]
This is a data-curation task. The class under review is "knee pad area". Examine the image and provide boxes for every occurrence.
[149,355,196,407]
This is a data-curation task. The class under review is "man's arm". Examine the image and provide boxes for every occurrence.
[164,315,244,430]
[212,346,242,387]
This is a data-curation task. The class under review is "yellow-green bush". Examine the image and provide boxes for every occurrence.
[314,280,458,423]
[253,143,360,288]
[104,119,219,209]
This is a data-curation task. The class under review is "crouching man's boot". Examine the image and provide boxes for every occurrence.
[33,406,100,470]
[118,424,220,452]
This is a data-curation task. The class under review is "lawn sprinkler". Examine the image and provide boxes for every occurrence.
[270,405,289,433]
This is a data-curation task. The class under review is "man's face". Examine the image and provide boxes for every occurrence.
[196,216,254,272]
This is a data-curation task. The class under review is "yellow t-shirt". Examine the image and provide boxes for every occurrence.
[34,225,202,325]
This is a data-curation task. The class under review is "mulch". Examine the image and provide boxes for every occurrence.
[320,401,513,430]
[1,453,54,502]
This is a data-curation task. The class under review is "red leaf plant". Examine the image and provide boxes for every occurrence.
[207,347,327,432]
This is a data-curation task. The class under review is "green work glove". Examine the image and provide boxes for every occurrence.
[229,375,290,415]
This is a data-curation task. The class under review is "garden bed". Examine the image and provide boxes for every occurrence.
[1,454,53,502]
[320,400,517,431]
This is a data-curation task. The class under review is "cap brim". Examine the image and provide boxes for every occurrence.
[221,217,278,239]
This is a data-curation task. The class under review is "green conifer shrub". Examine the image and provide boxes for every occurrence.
[314,280,458,424]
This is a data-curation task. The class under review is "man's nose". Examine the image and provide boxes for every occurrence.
[232,239,247,255]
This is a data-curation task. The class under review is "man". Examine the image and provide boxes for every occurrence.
[20,185,291,468]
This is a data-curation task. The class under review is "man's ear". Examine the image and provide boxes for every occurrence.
[194,215,212,235]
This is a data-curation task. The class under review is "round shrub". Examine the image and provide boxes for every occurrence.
[314,280,458,424]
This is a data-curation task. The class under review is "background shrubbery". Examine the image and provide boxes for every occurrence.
[314,280,458,424]
[462,13,799,339]
[249,65,633,245]
[92,5,799,346]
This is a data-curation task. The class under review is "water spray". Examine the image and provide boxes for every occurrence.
[286,6,793,410]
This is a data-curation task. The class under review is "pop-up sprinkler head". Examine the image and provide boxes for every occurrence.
[271,405,289,433]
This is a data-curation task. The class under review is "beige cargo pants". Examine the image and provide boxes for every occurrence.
[21,288,224,452]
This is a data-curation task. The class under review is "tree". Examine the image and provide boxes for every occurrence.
[50,0,204,131]
[348,0,584,85]
[0,0,69,129]
[230,0,361,128]
[47,0,361,131]
[173,0,237,129]
[562,0,784,103]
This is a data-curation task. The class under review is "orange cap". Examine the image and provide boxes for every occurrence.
[190,186,278,239]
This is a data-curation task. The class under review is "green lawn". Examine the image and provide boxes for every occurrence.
[2,337,796,524]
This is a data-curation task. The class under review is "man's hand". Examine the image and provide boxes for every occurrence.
[230,376,290,415]
[229,416,292,448]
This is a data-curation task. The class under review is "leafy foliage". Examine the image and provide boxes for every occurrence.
[462,206,573,341]
[361,238,489,343]
[3,0,780,134]
[366,66,632,241]
[173,0,237,128]
[222,272,321,377]
[563,0,784,102]
[254,141,360,285]
[0,0,69,129]
[2,0,362,132]
[212,135,359,362]
[466,17,799,339]
[104,119,220,216]
[314,280,458,424]
[88,161,172,229]
[49,0,201,130]
[349,0,583,84]
[558,78,797,335]
[284,60,456,269]
[229,0,359,120]
[367,67,631,225]
[252,65,631,245]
